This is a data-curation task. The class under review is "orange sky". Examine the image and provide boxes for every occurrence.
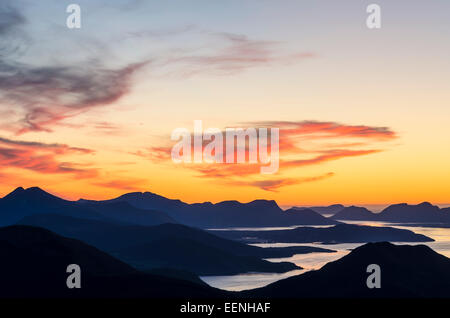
[0,1,449,206]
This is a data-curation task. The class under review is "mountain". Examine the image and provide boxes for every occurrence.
[18,214,334,275]
[2,186,338,228]
[377,202,450,223]
[329,202,450,224]
[0,225,226,298]
[331,206,378,221]
[284,208,341,225]
[211,223,434,244]
[0,187,102,226]
[0,187,174,227]
[78,200,176,226]
[245,242,450,298]
[86,191,339,228]
[113,238,299,275]
[442,207,450,214]
[293,204,345,215]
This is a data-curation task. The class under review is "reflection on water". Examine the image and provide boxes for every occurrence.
[344,220,450,258]
[201,222,450,291]
[208,224,333,231]
[201,269,305,291]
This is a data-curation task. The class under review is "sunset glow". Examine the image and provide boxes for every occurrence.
[1,0,449,207]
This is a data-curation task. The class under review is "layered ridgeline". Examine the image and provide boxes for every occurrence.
[79,191,339,228]
[0,187,339,228]
[331,202,450,224]
[0,225,228,298]
[0,187,175,226]
[18,214,335,275]
[292,204,345,215]
[245,242,450,298]
[0,186,436,277]
[0,187,447,298]
[0,187,335,276]
[3,226,449,298]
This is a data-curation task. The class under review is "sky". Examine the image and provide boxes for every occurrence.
[0,0,449,206]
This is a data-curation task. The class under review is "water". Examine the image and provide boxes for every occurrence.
[201,222,450,291]
[207,224,333,231]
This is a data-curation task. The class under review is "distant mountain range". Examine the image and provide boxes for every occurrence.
[332,202,450,224]
[331,206,378,221]
[246,242,450,298]
[0,186,449,298]
[2,187,448,228]
[292,204,345,215]
[0,187,174,227]
[81,191,339,228]
[211,223,433,244]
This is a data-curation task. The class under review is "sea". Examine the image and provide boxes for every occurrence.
[201,220,450,291]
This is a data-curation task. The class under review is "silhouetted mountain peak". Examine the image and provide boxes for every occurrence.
[2,186,25,199]
[418,201,433,207]
[293,204,345,215]
[26,186,51,195]
[331,205,377,221]
[249,242,450,298]
[381,202,439,213]
[215,200,241,207]
[115,191,185,205]
[2,186,62,202]
[246,199,280,209]
[285,207,319,215]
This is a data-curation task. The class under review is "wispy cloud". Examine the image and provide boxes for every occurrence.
[0,1,315,135]
[227,172,335,192]
[0,60,149,134]
[162,32,315,77]
[137,120,396,191]
[0,136,96,178]
[0,2,150,135]
[93,178,146,191]
[256,120,396,139]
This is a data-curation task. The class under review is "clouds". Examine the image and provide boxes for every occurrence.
[163,32,315,77]
[228,173,335,192]
[0,1,315,136]
[0,2,398,196]
[0,60,149,134]
[250,120,396,154]
[0,136,96,178]
[263,120,396,140]
[140,120,396,191]
[0,2,25,36]
[92,178,146,191]
[0,2,150,134]
[0,2,29,59]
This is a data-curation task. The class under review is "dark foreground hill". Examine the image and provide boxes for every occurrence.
[245,242,450,298]
[211,223,434,244]
[0,226,227,298]
[18,214,333,275]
